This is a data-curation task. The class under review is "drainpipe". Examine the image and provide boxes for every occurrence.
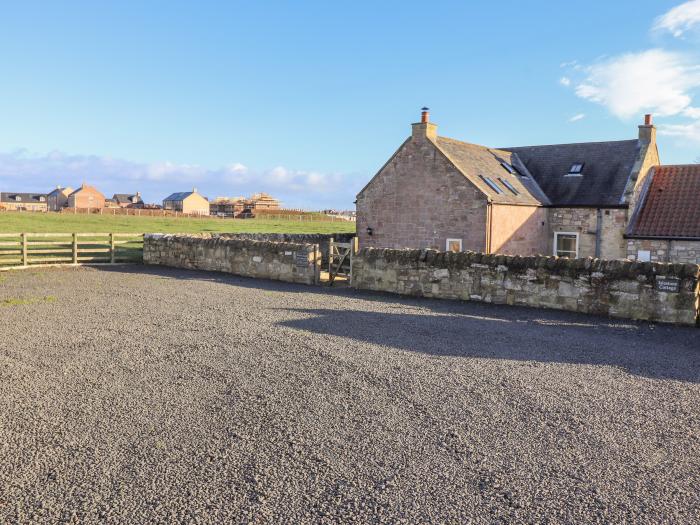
[486,201,493,254]
[595,209,602,258]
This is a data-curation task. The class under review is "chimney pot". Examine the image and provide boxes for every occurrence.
[644,114,653,126]
[421,107,430,124]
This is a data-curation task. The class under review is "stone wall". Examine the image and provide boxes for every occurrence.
[143,234,321,285]
[548,207,628,259]
[215,233,354,266]
[352,248,699,326]
[627,238,700,265]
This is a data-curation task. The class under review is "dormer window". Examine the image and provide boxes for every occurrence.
[567,163,584,176]
[15,195,21,202]
[39,196,45,202]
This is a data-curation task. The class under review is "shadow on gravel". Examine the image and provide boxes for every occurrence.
[276,308,700,383]
[94,265,700,383]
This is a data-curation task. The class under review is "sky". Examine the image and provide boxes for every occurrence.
[1,0,699,209]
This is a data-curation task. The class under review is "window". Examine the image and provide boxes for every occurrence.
[500,161,515,174]
[446,238,462,252]
[498,177,519,195]
[554,232,578,258]
[566,163,584,176]
[39,196,45,202]
[637,250,651,262]
[479,175,503,194]
[15,196,21,201]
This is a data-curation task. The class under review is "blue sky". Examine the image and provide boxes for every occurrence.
[1,0,699,208]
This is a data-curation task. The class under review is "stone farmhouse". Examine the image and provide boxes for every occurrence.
[356,109,698,264]
[0,192,48,211]
[162,188,210,215]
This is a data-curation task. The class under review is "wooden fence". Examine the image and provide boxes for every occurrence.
[0,233,144,270]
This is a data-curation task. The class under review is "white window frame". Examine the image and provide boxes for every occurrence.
[553,232,579,258]
[446,238,462,252]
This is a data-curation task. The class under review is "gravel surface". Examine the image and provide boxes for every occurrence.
[1,265,699,524]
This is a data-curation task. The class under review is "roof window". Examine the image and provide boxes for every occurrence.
[480,175,503,194]
[500,161,516,174]
[498,178,519,195]
[566,163,584,176]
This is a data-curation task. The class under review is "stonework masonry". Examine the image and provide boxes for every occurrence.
[352,248,699,326]
[548,207,628,259]
[215,233,354,266]
[143,234,321,285]
[626,239,700,265]
[356,135,488,252]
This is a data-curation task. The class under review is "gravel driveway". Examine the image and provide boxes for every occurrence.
[1,265,699,524]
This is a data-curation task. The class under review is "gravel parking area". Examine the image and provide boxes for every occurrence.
[1,265,699,524]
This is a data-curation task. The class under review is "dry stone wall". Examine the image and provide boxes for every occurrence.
[144,234,320,285]
[215,233,354,266]
[352,248,699,326]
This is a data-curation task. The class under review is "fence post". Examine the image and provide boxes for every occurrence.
[72,233,78,264]
[110,233,115,264]
[21,233,27,266]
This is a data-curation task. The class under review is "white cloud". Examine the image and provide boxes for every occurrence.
[659,120,700,142]
[568,113,585,122]
[653,0,700,37]
[574,49,700,119]
[559,76,571,87]
[0,150,357,209]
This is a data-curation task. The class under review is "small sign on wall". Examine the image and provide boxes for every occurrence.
[295,252,309,267]
[656,277,681,293]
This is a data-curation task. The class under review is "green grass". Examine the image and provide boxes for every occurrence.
[0,295,57,307]
[0,213,356,235]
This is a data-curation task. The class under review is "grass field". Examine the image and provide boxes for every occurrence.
[0,212,356,234]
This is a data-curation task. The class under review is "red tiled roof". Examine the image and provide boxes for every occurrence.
[628,165,700,239]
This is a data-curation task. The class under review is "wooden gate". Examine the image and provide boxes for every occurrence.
[328,237,357,285]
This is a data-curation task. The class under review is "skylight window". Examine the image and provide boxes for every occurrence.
[567,163,584,176]
[500,161,516,174]
[498,178,519,195]
[480,175,503,194]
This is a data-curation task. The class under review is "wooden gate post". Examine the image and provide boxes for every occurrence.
[110,233,115,264]
[21,233,27,267]
[72,233,78,264]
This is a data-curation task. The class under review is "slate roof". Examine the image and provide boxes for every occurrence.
[113,193,143,204]
[503,140,640,207]
[435,137,550,205]
[48,187,72,196]
[0,192,47,203]
[626,165,700,239]
[163,191,195,202]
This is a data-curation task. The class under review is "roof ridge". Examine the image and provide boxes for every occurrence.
[437,135,511,155]
[502,138,638,149]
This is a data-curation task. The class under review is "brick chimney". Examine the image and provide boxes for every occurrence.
[638,113,656,144]
[412,106,437,141]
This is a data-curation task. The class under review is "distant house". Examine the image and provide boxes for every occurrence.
[0,192,48,211]
[162,188,210,215]
[113,192,144,208]
[47,186,73,211]
[104,198,120,208]
[67,184,106,209]
[625,164,700,264]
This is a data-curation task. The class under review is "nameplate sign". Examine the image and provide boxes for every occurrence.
[295,252,309,267]
[656,277,681,293]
